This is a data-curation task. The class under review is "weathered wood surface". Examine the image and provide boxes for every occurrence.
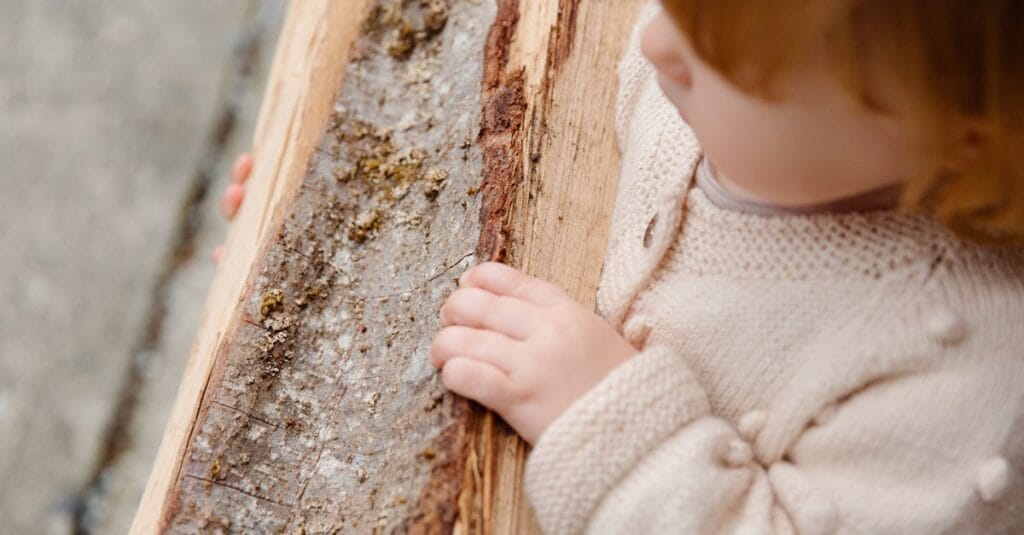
[133,0,642,532]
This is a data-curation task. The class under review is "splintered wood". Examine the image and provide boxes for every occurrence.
[133,0,640,533]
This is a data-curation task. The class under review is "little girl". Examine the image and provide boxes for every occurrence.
[432,0,1024,532]
[228,0,1024,532]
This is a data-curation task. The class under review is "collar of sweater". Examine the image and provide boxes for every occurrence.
[672,186,958,281]
[595,135,1007,327]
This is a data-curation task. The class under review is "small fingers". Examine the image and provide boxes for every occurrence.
[439,287,538,339]
[220,183,245,220]
[458,262,566,305]
[440,357,515,409]
[429,325,520,374]
[231,153,254,184]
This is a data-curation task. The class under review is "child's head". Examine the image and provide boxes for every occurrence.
[642,0,1023,243]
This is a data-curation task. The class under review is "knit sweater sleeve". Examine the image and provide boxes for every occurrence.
[523,297,1024,534]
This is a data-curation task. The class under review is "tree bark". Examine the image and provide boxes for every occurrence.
[132,0,642,532]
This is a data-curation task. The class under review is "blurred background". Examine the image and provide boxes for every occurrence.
[0,2,287,532]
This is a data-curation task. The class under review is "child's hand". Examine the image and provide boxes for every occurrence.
[429,262,638,445]
[212,153,254,263]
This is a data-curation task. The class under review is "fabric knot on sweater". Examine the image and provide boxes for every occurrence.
[926,308,967,345]
[737,410,767,441]
[976,457,1012,502]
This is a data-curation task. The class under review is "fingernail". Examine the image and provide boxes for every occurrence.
[232,154,253,183]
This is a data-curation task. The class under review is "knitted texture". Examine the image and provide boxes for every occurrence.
[523,346,711,534]
[524,2,1024,533]
[596,0,702,330]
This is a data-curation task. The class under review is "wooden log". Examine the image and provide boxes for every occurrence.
[132,0,642,532]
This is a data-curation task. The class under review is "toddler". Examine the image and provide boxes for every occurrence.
[433,1,1024,533]
[226,1,1024,532]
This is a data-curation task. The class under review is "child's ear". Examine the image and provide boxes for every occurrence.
[640,13,693,88]
[942,119,991,172]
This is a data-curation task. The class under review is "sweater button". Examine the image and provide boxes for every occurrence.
[642,213,658,248]
[738,410,767,440]
[976,456,1011,502]
[717,437,753,467]
[927,308,967,345]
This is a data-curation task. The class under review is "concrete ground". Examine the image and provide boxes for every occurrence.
[0,2,285,533]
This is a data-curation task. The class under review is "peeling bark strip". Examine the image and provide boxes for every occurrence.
[476,0,581,264]
[476,0,526,264]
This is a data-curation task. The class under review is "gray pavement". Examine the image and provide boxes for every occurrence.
[0,1,285,533]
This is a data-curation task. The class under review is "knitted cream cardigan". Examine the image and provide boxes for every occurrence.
[522,2,1024,533]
